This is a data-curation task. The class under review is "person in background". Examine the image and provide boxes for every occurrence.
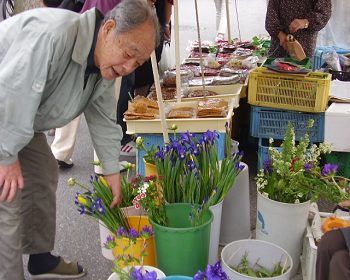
[265,0,331,58]
[213,0,232,41]
[0,1,159,279]
[134,0,173,97]
[316,200,350,280]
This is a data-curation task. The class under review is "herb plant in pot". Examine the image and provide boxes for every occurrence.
[255,121,349,276]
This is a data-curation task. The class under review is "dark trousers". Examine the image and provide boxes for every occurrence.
[316,229,350,280]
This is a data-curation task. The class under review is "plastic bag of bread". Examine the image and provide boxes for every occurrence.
[197,98,228,118]
[163,69,194,87]
[167,107,196,119]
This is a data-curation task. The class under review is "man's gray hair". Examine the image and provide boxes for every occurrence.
[104,0,160,47]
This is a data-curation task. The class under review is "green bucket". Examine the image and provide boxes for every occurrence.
[150,203,213,276]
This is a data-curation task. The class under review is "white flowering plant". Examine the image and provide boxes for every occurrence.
[256,121,350,204]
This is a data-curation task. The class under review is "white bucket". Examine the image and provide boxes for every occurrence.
[220,163,251,245]
[108,265,166,280]
[208,201,223,264]
[221,239,293,280]
[256,190,310,276]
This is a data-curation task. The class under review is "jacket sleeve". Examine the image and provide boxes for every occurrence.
[0,31,53,165]
[265,0,283,37]
[84,79,122,175]
[308,0,331,31]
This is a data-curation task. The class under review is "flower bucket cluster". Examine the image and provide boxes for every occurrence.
[139,126,244,207]
[256,121,350,204]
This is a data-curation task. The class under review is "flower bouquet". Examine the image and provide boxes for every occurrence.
[256,121,350,204]
[255,121,350,276]
[131,175,167,226]
[69,175,130,232]
[153,125,244,206]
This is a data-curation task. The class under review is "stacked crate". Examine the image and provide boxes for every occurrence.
[313,46,350,70]
[247,67,330,170]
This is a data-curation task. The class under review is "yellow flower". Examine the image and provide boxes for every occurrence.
[99,176,109,188]
[67,178,76,187]
[77,195,88,206]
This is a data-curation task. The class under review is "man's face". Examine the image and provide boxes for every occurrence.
[95,19,156,81]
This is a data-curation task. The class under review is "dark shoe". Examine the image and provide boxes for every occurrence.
[47,128,56,136]
[57,160,74,169]
[29,257,86,279]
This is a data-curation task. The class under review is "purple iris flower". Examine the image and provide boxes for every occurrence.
[263,159,272,174]
[155,146,165,160]
[178,147,187,160]
[322,163,338,176]
[78,205,86,215]
[194,261,228,280]
[235,162,244,171]
[130,267,157,280]
[129,228,139,239]
[92,199,105,215]
[116,226,127,237]
[187,160,196,171]
[141,225,154,237]
[189,143,200,156]
[304,163,314,173]
[180,130,193,144]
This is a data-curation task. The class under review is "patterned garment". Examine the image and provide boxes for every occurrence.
[265,0,331,57]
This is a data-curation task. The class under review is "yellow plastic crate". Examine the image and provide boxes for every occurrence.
[248,67,331,112]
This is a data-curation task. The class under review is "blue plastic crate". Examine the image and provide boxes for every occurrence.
[250,106,325,142]
[313,46,350,70]
[137,133,226,176]
[257,138,282,171]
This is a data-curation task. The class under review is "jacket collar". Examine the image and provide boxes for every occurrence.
[72,8,97,66]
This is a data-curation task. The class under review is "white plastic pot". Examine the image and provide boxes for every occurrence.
[256,190,310,276]
[221,239,293,280]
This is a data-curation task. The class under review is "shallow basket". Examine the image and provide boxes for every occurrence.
[250,106,325,142]
[248,67,331,113]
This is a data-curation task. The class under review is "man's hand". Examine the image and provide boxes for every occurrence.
[104,173,121,208]
[0,160,24,202]
[289,19,309,33]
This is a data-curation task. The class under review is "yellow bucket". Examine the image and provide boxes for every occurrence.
[144,159,158,178]
[112,216,156,267]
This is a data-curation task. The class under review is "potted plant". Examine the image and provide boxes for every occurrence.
[68,173,154,264]
[255,120,349,275]
[131,175,213,276]
[153,124,244,263]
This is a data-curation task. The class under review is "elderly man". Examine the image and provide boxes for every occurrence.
[0,0,159,279]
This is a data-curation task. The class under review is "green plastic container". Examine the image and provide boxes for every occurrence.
[150,203,213,276]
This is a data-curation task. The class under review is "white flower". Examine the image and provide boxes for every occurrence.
[294,199,300,204]
[262,192,269,198]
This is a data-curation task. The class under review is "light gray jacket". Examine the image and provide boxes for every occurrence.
[0,8,122,174]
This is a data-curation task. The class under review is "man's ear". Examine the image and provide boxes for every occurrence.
[101,19,117,38]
